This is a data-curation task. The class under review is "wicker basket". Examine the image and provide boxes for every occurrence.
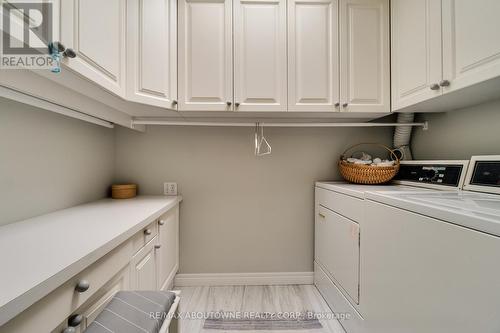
[111,184,137,199]
[339,143,400,184]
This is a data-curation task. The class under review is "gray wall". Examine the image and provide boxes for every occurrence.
[114,125,393,274]
[0,98,114,225]
[412,99,500,160]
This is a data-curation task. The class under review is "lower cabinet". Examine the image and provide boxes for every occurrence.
[3,204,180,333]
[157,206,180,290]
[130,236,160,291]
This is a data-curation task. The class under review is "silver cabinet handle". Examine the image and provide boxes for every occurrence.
[318,213,326,219]
[226,101,232,106]
[334,102,340,107]
[75,280,90,293]
[154,244,161,249]
[342,103,348,107]
[62,328,76,333]
[430,83,440,90]
[235,102,240,107]
[68,314,83,327]
[158,220,165,226]
[439,79,450,87]
[172,100,178,106]
[144,229,152,236]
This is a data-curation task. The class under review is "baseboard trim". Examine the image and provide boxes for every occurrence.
[174,272,314,287]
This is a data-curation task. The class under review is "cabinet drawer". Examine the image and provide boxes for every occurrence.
[318,205,360,304]
[2,240,133,333]
[316,187,364,222]
[131,220,159,254]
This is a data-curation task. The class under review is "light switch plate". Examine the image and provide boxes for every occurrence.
[164,182,178,196]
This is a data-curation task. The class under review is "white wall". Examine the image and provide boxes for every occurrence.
[0,98,114,225]
[412,99,500,160]
[114,125,393,274]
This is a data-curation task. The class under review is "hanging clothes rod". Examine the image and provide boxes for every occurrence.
[132,120,429,130]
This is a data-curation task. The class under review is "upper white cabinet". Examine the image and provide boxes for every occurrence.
[178,0,233,111]
[60,0,126,96]
[392,0,500,112]
[233,0,287,111]
[339,0,390,113]
[126,0,177,109]
[391,0,442,110]
[288,0,339,112]
[442,0,500,93]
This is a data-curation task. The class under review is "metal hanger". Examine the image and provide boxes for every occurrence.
[255,122,271,156]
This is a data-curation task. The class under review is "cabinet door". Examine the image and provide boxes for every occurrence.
[126,0,177,109]
[339,0,389,113]
[319,206,360,304]
[288,0,339,112]
[130,237,158,290]
[60,0,126,96]
[391,0,443,110]
[157,207,179,291]
[233,0,287,111]
[442,0,500,93]
[178,0,233,111]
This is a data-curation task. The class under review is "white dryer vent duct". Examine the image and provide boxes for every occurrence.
[393,113,414,160]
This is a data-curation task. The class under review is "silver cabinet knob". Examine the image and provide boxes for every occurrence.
[342,103,348,107]
[62,328,76,333]
[158,220,165,226]
[63,48,76,58]
[144,229,152,236]
[430,83,440,90]
[334,102,340,107]
[68,314,83,327]
[226,101,232,106]
[154,244,161,249]
[75,280,90,293]
[235,102,240,107]
[172,100,178,106]
[439,79,450,87]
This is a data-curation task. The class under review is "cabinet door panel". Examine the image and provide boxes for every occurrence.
[391,0,442,110]
[340,0,389,113]
[178,0,233,111]
[126,0,177,108]
[442,0,500,93]
[157,207,179,291]
[288,0,339,112]
[233,0,287,111]
[61,0,126,96]
[130,238,158,291]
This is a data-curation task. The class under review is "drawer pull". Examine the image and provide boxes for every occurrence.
[158,220,165,226]
[154,244,162,249]
[68,314,83,327]
[144,229,152,236]
[75,280,90,293]
[62,328,76,333]
[318,213,326,219]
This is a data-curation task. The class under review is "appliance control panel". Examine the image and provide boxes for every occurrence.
[393,161,470,189]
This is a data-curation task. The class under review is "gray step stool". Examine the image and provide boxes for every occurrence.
[83,290,180,333]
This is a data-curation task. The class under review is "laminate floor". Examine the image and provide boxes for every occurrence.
[175,285,346,333]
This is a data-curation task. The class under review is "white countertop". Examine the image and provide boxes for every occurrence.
[0,195,182,326]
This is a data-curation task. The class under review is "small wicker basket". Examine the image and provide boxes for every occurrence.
[111,184,137,199]
[339,143,400,184]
